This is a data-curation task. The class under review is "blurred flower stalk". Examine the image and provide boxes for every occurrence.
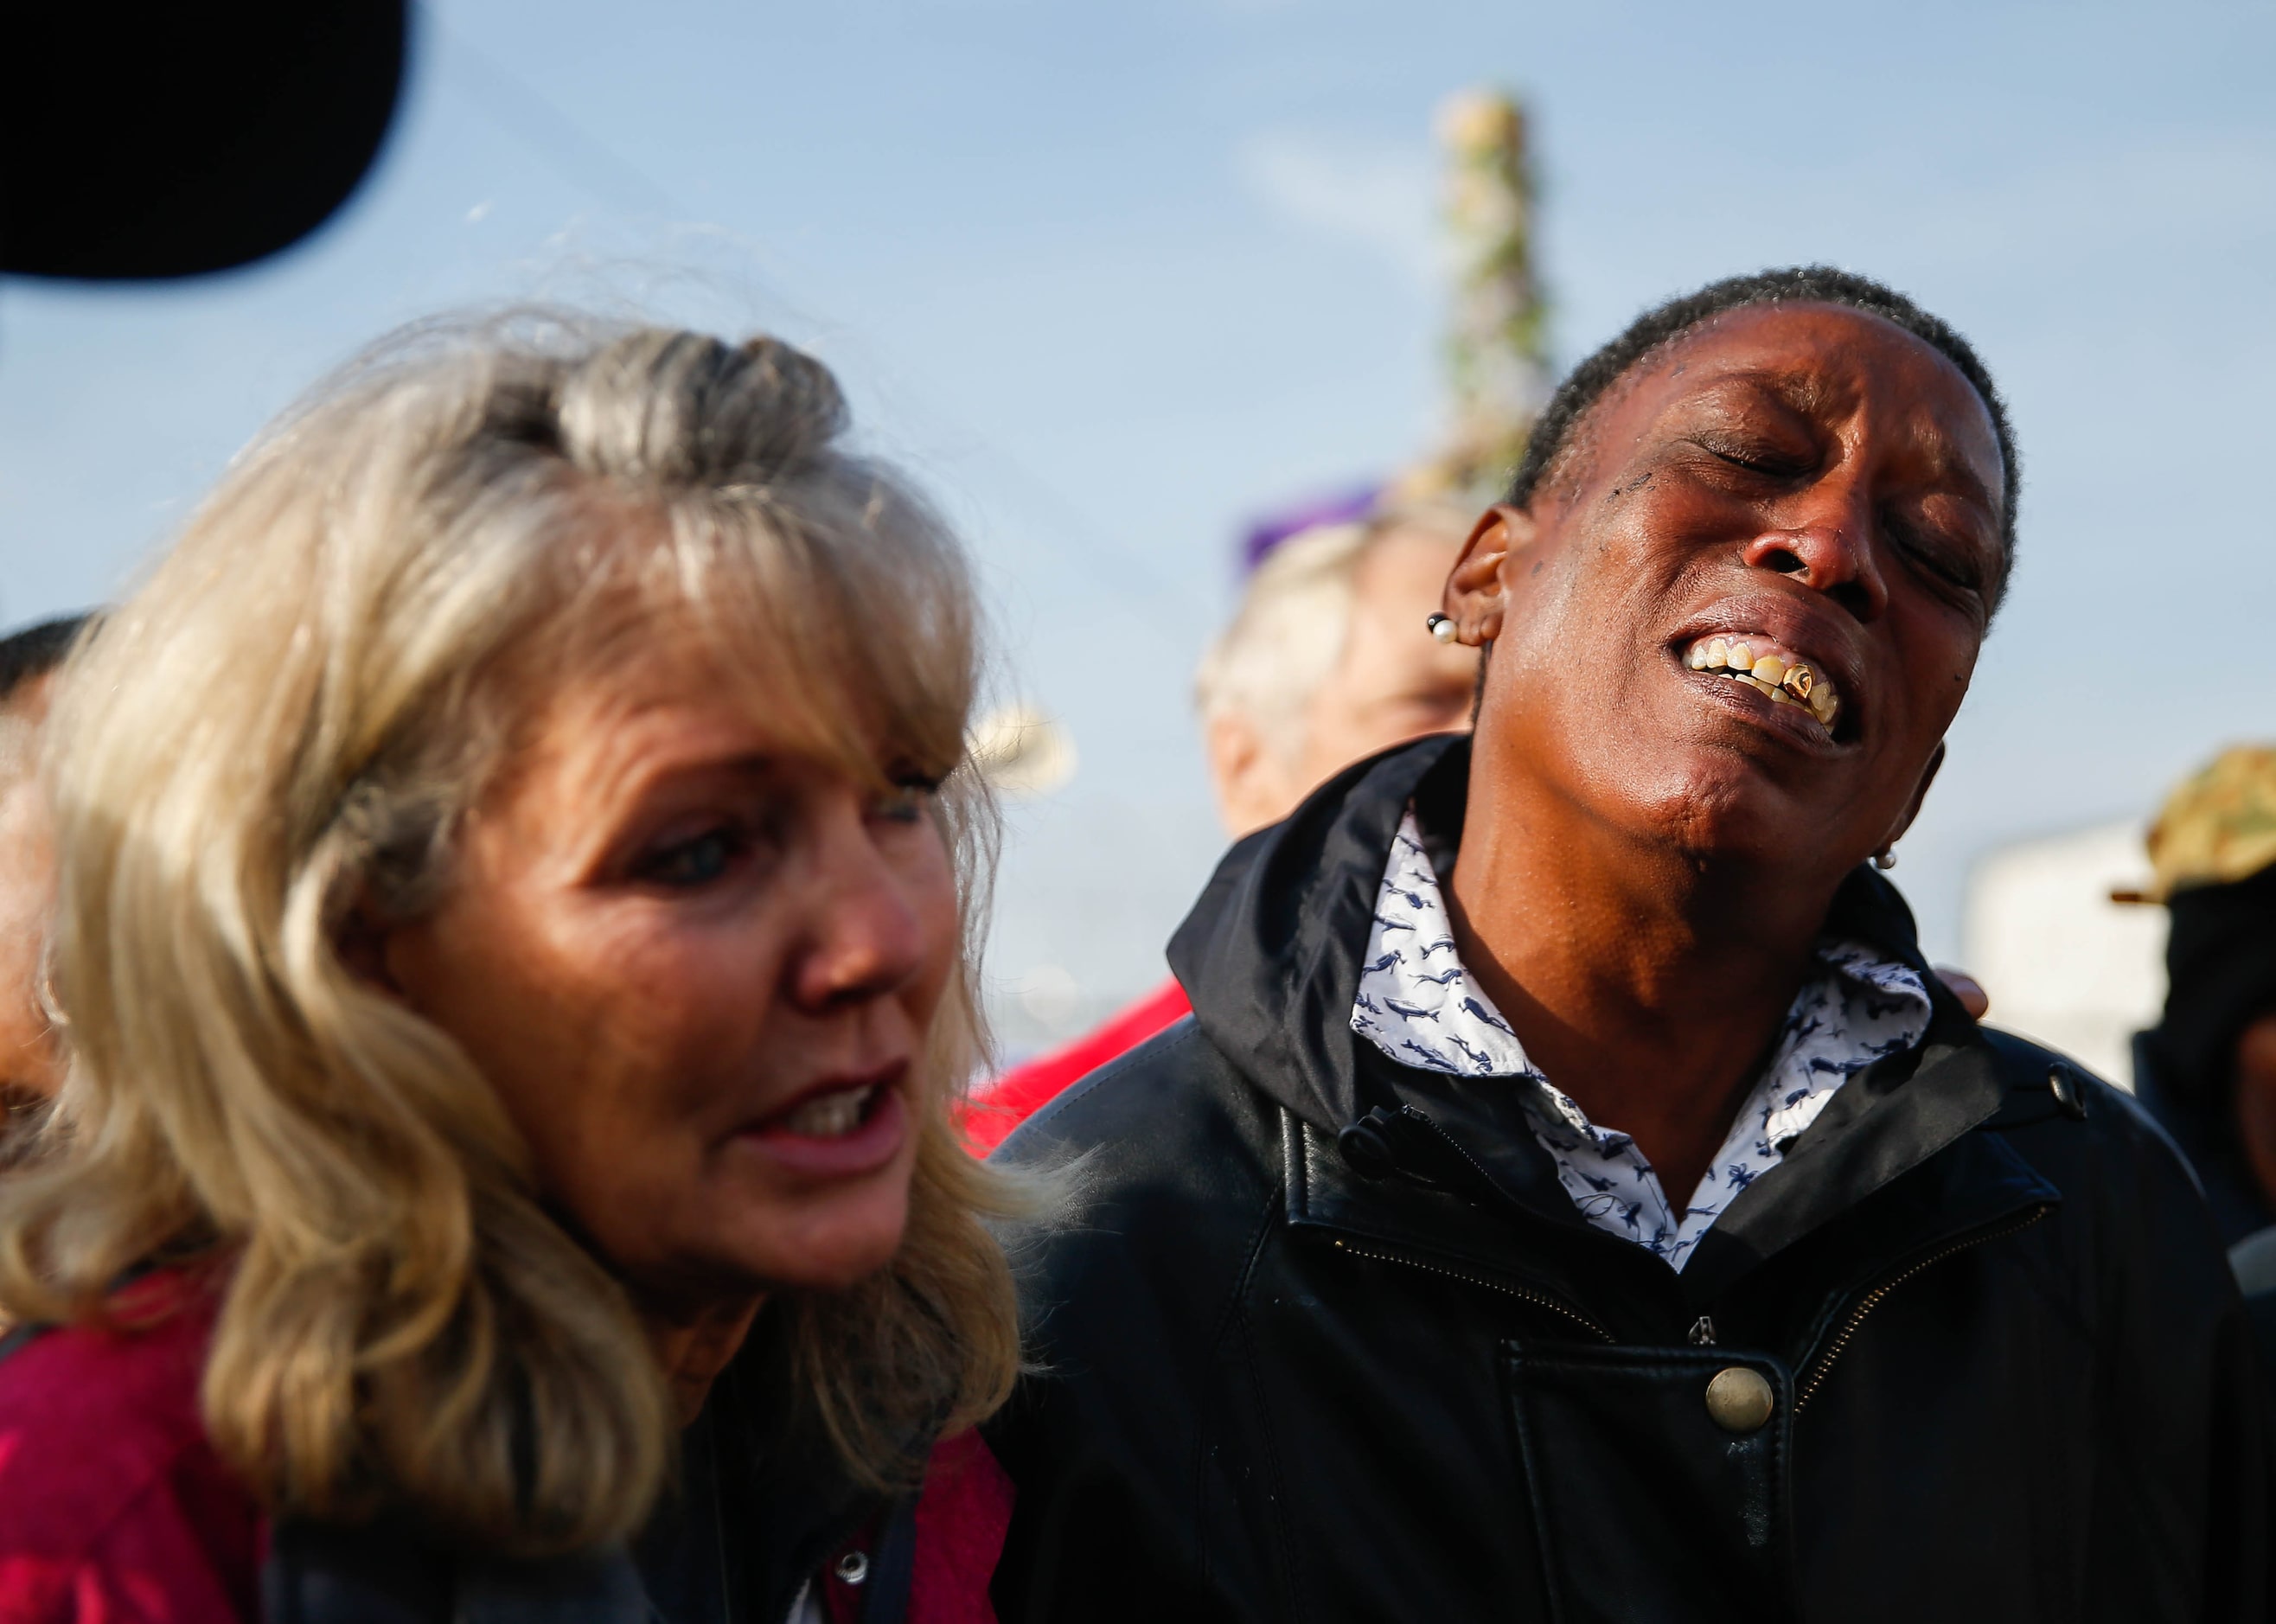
[1397,88,1548,507]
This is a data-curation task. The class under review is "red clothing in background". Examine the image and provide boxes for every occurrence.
[822,1429,1011,1624]
[0,1274,1010,1624]
[961,979,1192,1156]
[0,1272,258,1624]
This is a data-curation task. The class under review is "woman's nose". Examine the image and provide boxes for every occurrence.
[1739,522,1889,624]
[790,822,930,1012]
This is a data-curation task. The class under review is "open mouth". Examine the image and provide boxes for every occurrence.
[772,1081,890,1140]
[1683,634,1843,735]
[738,1065,911,1177]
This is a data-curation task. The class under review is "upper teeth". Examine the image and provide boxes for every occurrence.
[1685,636,1841,730]
[782,1084,879,1139]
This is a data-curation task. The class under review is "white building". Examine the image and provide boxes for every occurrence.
[1960,820,2166,1088]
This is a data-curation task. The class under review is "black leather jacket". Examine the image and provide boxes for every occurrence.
[987,737,2271,1623]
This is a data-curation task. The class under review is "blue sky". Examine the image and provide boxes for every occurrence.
[3,0,2272,1046]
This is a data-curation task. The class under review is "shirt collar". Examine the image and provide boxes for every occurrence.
[1349,807,1935,1269]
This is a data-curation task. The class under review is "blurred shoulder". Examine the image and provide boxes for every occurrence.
[992,1014,1280,1212]
[1974,1026,2237,1285]
[0,1273,260,1621]
[1977,1026,2196,1173]
[988,1016,1286,1345]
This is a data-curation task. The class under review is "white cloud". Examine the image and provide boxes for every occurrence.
[1235,128,1440,284]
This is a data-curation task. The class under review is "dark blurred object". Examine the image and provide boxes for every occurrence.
[2129,748,2276,1250]
[2152,862,2276,1113]
[1,2,407,280]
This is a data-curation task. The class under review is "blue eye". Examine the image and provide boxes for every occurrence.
[640,828,739,886]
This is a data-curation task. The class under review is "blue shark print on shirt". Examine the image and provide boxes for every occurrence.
[1351,809,1931,1271]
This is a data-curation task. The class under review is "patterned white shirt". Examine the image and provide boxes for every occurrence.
[1351,811,1931,1270]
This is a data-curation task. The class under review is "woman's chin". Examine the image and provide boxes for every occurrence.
[603,1166,916,1304]
[740,1186,914,1295]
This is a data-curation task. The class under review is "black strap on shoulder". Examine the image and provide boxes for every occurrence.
[263,1518,455,1624]
[858,1497,919,1624]
[265,1517,649,1624]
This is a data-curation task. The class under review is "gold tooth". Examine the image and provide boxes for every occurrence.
[1697,642,1847,726]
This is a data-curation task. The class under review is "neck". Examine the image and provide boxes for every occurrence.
[1446,769,1841,1212]
[637,1289,768,1428]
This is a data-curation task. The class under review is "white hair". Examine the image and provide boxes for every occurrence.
[1193,502,1473,761]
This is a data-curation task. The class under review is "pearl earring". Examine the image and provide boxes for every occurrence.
[1873,848,1898,871]
[1426,614,1458,644]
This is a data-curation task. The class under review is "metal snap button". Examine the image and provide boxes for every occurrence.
[1704,1366,1774,1433]
[834,1550,870,1586]
[2046,1063,2088,1121]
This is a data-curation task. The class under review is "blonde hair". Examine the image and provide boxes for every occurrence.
[1193,502,1474,760]
[0,314,1029,1554]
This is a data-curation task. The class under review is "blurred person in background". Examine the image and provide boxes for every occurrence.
[986,268,2266,1622]
[0,615,88,1135]
[963,503,1480,1154]
[2126,746,2276,1379]
[1197,502,1481,839]
[0,320,1028,1624]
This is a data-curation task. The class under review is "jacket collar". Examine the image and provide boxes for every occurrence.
[1675,1030,2047,1305]
[1169,732,1459,1134]
[1173,734,2048,1305]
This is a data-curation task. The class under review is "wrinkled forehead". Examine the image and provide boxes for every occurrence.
[1632,303,2007,500]
[494,512,969,793]
[579,626,891,761]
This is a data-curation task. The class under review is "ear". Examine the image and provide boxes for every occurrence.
[1882,740,1947,850]
[1442,505,1535,646]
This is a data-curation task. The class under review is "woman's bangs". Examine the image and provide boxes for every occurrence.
[661,499,973,790]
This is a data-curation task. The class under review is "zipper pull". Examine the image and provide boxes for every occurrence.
[1688,1315,1717,1346]
[1335,1108,1402,1180]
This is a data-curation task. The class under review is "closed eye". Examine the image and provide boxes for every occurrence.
[1708,446,1812,478]
[1691,431,1818,482]
[1883,510,1988,599]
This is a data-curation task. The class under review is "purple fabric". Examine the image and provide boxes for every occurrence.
[1239,485,1380,574]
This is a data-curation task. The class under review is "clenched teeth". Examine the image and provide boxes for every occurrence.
[779,1084,881,1139]
[1685,635,1842,730]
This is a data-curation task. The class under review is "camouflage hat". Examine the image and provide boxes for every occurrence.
[2121,745,2276,904]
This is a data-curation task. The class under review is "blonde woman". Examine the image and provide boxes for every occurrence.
[0,318,1027,1624]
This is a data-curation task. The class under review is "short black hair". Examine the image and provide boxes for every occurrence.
[0,613,93,706]
[1506,265,2019,576]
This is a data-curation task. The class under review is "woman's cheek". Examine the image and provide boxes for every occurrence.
[904,833,963,1024]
